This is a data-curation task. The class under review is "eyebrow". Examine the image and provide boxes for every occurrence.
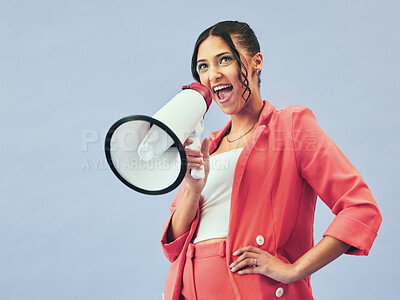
[197,52,232,64]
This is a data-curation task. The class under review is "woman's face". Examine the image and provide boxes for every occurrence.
[196,35,255,115]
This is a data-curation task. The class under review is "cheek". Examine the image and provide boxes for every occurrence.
[199,75,213,93]
[227,66,241,84]
[198,73,207,84]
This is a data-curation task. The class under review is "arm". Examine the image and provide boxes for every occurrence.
[166,186,202,242]
[160,183,201,263]
[231,107,381,282]
[291,107,382,255]
[166,137,210,242]
[160,138,210,262]
[230,236,351,284]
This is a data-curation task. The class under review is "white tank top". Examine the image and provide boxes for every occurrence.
[192,148,243,244]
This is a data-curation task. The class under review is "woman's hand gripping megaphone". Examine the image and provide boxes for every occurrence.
[183,133,210,193]
[186,118,205,179]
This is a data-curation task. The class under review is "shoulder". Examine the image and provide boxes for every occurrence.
[275,105,314,116]
[268,105,316,127]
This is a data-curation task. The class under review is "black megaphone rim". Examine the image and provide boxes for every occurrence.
[104,115,187,195]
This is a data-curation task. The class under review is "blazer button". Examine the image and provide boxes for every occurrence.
[256,235,264,246]
[276,287,284,297]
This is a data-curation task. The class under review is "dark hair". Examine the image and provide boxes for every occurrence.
[191,21,261,103]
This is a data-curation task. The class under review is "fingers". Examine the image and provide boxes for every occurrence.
[185,148,203,158]
[184,138,209,173]
[186,161,204,172]
[230,246,295,283]
[186,157,204,171]
[184,138,209,181]
[237,266,259,275]
[230,246,268,274]
[230,252,258,273]
[200,138,210,159]
[183,138,193,147]
[185,147,204,172]
[233,246,262,256]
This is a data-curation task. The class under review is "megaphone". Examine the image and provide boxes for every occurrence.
[104,82,212,195]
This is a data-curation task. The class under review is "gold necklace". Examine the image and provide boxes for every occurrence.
[226,121,257,143]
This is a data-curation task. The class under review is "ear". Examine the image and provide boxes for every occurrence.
[252,52,263,73]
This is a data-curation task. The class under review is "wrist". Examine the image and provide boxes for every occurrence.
[290,261,306,283]
[185,183,203,198]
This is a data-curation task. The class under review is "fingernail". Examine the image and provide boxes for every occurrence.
[233,251,238,256]
[229,263,234,268]
[230,267,235,272]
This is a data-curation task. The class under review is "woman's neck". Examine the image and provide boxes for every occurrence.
[230,95,264,135]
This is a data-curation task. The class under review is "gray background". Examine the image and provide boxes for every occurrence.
[1,0,398,299]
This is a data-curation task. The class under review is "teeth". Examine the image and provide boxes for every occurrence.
[213,85,231,92]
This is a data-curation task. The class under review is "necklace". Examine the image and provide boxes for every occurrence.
[226,121,257,143]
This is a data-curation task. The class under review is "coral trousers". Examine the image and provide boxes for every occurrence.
[181,240,236,299]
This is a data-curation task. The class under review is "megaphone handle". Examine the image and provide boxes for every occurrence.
[188,135,205,179]
[187,120,205,179]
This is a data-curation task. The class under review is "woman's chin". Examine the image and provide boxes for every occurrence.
[216,103,241,116]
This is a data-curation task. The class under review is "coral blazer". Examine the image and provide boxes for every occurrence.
[161,101,382,300]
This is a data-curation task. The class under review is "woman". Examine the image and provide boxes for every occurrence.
[161,21,382,299]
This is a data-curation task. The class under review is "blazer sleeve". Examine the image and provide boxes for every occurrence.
[292,107,382,256]
[160,182,199,263]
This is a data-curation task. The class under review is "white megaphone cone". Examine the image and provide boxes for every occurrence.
[104,82,212,195]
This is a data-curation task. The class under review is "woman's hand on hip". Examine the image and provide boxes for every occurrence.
[230,246,300,284]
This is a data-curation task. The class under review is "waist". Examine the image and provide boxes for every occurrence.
[193,237,226,246]
[187,239,226,259]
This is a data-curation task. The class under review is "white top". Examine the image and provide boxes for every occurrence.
[192,148,243,244]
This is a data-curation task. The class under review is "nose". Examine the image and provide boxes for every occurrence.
[209,65,222,83]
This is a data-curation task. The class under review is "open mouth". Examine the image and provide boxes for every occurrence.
[214,85,233,102]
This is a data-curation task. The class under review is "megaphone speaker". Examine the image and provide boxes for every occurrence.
[104,82,212,195]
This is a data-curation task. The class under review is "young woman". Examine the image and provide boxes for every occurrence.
[161,21,382,300]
